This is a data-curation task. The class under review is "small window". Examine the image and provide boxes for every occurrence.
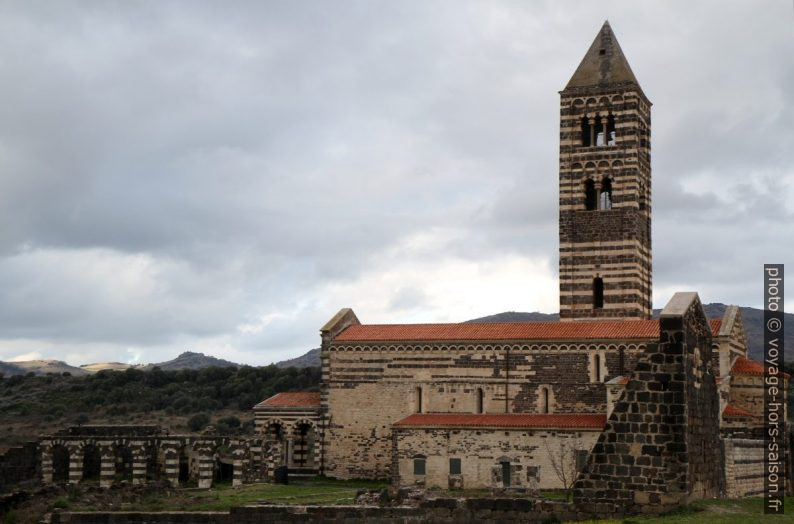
[476,388,484,414]
[593,277,604,309]
[449,458,462,475]
[413,457,426,476]
[594,353,602,383]
[599,177,612,210]
[539,387,550,414]
[575,450,589,471]
[584,179,597,210]
[414,386,423,413]
[580,117,591,147]
[500,461,511,486]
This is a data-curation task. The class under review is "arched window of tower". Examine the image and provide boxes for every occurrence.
[599,178,612,210]
[593,277,604,309]
[584,179,597,210]
[475,388,484,414]
[580,116,591,147]
[607,114,616,145]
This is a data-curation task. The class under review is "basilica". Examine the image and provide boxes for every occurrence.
[254,22,783,510]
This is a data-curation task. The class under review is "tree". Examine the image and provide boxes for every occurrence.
[188,413,211,432]
[543,435,587,501]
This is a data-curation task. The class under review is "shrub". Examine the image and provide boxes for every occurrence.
[188,413,210,432]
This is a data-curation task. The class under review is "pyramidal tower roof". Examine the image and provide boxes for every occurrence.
[564,21,641,91]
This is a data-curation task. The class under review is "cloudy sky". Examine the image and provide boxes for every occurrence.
[0,1,791,366]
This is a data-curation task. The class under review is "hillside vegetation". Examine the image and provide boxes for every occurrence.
[0,365,320,448]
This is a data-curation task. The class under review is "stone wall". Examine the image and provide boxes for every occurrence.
[723,438,764,498]
[0,441,39,493]
[49,499,594,523]
[393,426,600,490]
[573,292,723,514]
[323,340,647,479]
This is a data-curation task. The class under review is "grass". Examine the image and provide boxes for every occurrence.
[67,477,389,512]
[579,496,794,523]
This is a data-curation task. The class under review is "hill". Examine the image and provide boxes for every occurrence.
[2,359,89,377]
[145,351,241,371]
[275,348,320,369]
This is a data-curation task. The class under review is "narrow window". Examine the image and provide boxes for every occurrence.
[449,458,462,475]
[599,177,612,210]
[575,450,589,471]
[618,347,625,374]
[500,461,511,486]
[593,277,604,309]
[584,179,597,210]
[540,387,549,414]
[606,114,616,145]
[594,354,602,382]
[413,457,426,475]
[639,184,647,211]
[414,386,423,413]
[580,116,591,147]
[476,388,484,414]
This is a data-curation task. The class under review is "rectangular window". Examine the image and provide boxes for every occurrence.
[449,457,461,475]
[413,458,426,476]
[575,450,589,471]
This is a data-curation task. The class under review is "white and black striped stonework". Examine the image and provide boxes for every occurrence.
[558,21,652,321]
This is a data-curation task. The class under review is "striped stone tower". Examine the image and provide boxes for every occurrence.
[559,21,652,321]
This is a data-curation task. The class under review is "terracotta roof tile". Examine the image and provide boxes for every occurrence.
[730,357,789,378]
[335,319,723,343]
[723,404,754,418]
[393,413,606,429]
[255,392,321,408]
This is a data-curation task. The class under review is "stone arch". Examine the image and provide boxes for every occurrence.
[290,419,317,469]
[51,444,70,483]
[81,442,102,482]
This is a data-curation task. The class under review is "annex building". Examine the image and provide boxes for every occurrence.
[254,22,786,512]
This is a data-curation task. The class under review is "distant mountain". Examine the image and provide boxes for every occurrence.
[147,351,241,371]
[80,362,140,373]
[275,348,320,369]
[0,359,89,376]
[467,304,792,362]
[0,361,25,377]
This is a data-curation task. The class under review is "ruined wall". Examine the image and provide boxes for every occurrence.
[323,341,646,478]
[393,427,600,490]
[573,292,723,515]
[0,441,39,493]
[723,438,764,498]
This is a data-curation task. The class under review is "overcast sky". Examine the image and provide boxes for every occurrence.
[0,1,791,366]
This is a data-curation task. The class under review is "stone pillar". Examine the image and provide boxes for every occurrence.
[196,444,214,489]
[67,445,83,485]
[588,117,596,146]
[131,444,147,485]
[162,444,180,487]
[99,443,116,488]
[40,443,53,484]
[232,445,244,487]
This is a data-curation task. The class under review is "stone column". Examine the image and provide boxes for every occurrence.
[162,443,180,487]
[67,444,83,485]
[131,443,147,485]
[196,444,214,489]
[588,117,596,146]
[40,443,53,484]
[99,443,116,488]
[232,445,244,487]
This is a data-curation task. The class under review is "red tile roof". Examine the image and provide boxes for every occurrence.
[393,413,606,429]
[723,404,754,418]
[335,319,723,343]
[730,357,790,378]
[256,392,321,408]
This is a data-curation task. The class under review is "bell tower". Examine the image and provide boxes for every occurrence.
[559,21,652,321]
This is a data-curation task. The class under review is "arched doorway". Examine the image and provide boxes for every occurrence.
[82,443,101,482]
[114,444,134,482]
[291,421,314,469]
[51,445,70,483]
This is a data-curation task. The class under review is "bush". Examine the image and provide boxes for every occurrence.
[188,413,211,432]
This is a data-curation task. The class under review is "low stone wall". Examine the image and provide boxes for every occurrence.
[0,442,39,493]
[50,499,594,523]
[724,438,764,498]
